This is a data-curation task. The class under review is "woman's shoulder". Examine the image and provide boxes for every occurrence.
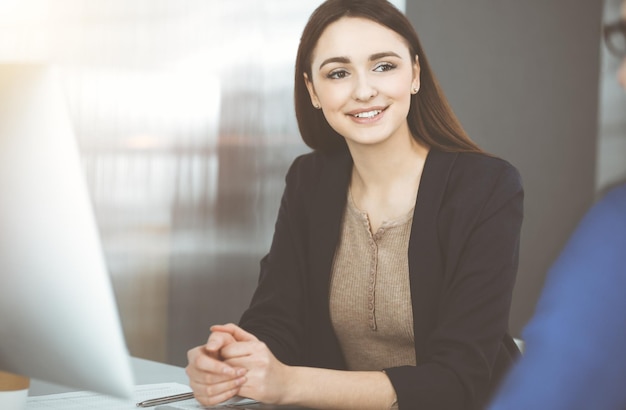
[453,151,520,181]
[285,148,351,186]
[426,150,523,212]
[281,148,352,218]
[436,150,523,192]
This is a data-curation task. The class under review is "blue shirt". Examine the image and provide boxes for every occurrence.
[488,183,626,410]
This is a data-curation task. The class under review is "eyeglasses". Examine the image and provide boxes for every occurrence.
[603,19,626,58]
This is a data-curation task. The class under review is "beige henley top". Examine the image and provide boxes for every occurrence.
[329,192,417,372]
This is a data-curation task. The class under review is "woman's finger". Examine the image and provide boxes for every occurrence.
[205,329,237,355]
[190,375,247,407]
[186,345,241,380]
[210,323,258,342]
[220,340,263,361]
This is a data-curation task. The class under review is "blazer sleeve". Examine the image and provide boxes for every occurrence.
[385,159,524,410]
[238,155,310,365]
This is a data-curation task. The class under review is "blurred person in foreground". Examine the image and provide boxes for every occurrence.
[488,2,626,409]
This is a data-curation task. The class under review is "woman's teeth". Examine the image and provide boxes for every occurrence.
[353,110,381,118]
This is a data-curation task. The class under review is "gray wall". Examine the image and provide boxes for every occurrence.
[406,1,603,335]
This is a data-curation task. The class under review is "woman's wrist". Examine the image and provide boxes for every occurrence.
[276,364,300,406]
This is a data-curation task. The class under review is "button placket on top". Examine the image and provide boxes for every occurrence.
[367,232,378,331]
[366,220,387,331]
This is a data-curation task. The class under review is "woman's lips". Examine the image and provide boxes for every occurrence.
[347,106,387,122]
[353,109,382,118]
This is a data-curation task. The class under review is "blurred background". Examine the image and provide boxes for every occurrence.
[0,0,623,367]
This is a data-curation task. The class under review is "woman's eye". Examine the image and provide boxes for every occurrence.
[327,69,349,79]
[374,62,396,72]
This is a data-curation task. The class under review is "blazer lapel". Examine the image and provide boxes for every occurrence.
[409,149,458,357]
[306,148,352,365]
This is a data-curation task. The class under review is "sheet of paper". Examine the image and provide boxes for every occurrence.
[26,382,192,409]
[156,396,258,409]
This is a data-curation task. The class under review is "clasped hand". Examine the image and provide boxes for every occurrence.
[186,323,290,407]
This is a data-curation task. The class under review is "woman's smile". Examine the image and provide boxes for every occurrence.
[347,106,387,123]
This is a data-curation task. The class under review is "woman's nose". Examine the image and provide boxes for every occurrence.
[352,73,378,101]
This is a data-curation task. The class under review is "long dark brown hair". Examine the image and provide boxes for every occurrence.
[294,0,483,154]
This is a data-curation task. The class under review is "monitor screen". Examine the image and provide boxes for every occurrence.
[0,64,134,398]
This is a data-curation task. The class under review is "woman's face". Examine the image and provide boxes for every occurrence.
[304,17,420,148]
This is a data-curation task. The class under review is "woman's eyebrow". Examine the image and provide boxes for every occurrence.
[318,51,402,70]
[369,51,402,61]
[319,56,350,70]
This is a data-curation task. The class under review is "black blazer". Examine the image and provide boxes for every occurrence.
[240,147,524,410]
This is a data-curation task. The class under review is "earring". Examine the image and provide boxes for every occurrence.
[314,103,321,109]
[411,87,419,94]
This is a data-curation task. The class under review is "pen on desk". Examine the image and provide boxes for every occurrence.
[136,391,195,407]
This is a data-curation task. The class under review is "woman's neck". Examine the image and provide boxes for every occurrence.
[348,134,429,191]
[347,135,429,233]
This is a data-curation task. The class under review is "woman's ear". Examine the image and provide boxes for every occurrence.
[304,73,321,109]
[411,55,421,94]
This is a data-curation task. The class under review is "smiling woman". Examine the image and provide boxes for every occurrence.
[185,1,524,410]
[303,18,419,155]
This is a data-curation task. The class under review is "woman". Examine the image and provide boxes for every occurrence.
[186,1,523,409]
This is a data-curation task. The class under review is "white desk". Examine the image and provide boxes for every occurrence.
[29,358,308,409]
[29,357,188,396]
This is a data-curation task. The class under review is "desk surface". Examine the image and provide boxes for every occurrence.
[29,358,307,409]
[29,357,188,396]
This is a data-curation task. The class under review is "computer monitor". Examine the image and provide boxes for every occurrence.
[0,64,134,398]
